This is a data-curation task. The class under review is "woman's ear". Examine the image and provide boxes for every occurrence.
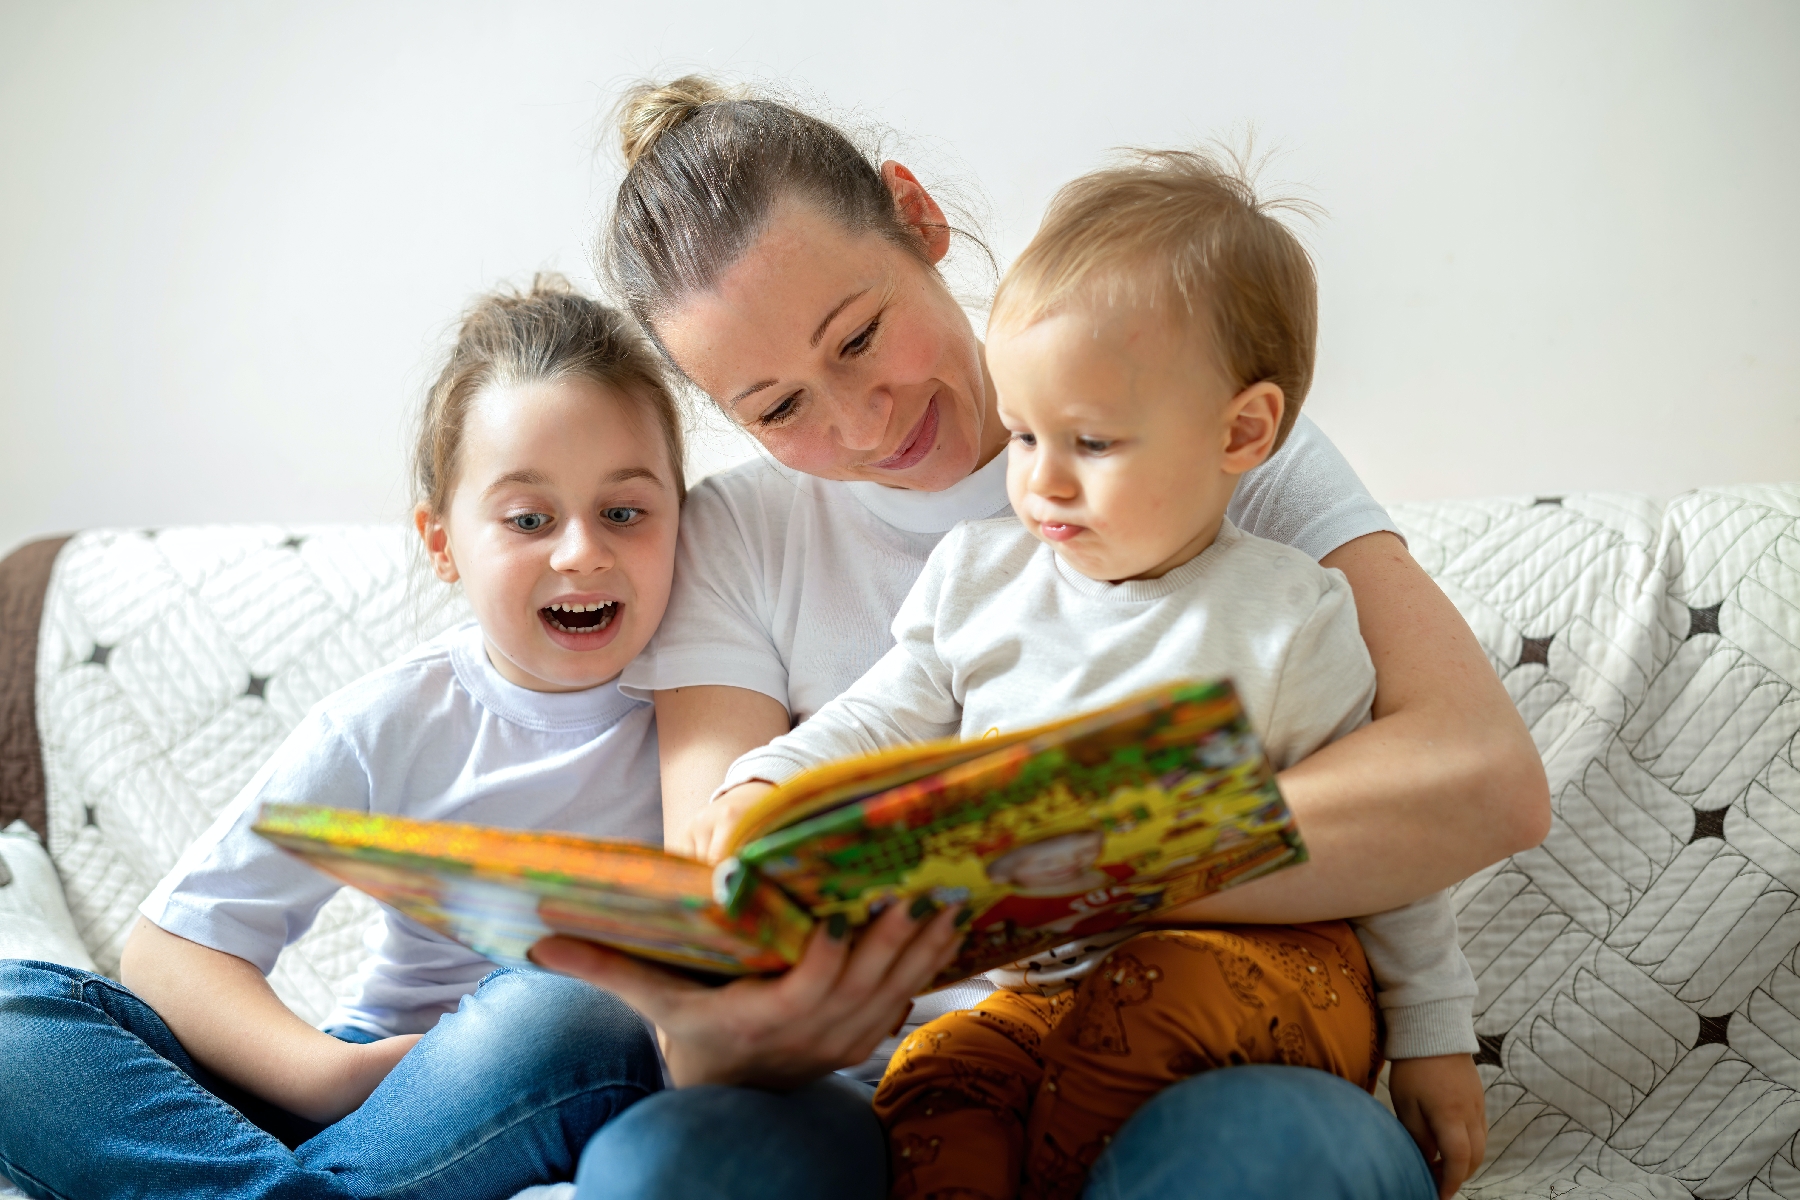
[880,161,951,264]
[414,504,460,584]
[1220,382,1285,476]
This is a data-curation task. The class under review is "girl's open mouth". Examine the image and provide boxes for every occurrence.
[539,600,624,650]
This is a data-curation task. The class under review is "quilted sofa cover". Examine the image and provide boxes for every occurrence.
[23,485,1800,1198]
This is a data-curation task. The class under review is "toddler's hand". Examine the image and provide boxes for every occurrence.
[1389,1053,1487,1199]
[679,781,775,864]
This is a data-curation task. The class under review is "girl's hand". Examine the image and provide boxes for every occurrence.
[1389,1053,1488,1199]
[530,899,964,1090]
[677,781,775,863]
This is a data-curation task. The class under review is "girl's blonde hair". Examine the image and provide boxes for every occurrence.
[992,149,1320,451]
[413,274,685,516]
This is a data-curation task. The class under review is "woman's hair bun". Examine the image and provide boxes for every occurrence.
[618,75,731,168]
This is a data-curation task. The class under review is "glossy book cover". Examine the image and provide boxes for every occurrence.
[252,807,812,977]
[256,680,1304,987]
[726,681,1305,985]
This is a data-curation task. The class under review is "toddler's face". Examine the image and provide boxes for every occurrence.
[987,302,1279,582]
[419,377,680,692]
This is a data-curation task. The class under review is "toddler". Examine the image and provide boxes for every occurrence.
[0,278,685,1200]
[711,154,1483,1200]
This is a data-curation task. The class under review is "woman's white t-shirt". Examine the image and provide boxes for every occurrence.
[141,621,663,1037]
[621,415,1399,720]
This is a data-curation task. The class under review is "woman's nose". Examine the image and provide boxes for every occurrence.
[835,387,891,453]
[549,520,615,574]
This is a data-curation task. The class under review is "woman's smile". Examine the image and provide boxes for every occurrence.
[869,395,940,471]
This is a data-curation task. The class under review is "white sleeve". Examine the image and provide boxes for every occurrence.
[720,531,964,793]
[620,473,792,710]
[1257,567,1477,1058]
[138,708,366,973]
[1260,568,1377,770]
[1228,415,1402,562]
[1355,893,1480,1059]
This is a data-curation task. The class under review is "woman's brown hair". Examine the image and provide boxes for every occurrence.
[604,76,949,335]
[413,274,685,516]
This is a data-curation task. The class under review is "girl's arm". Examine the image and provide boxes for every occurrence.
[120,917,419,1123]
[1160,531,1550,923]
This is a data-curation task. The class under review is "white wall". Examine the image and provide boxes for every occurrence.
[3,1,1796,557]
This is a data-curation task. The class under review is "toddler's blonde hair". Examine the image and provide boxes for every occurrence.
[992,149,1318,450]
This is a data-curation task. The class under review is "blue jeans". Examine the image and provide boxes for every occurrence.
[0,960,662,1200]
[574,1065,1435,1200]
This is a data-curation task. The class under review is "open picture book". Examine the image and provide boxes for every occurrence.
[254,680,1305,989]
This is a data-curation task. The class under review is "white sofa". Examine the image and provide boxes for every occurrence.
[2,484,1796,1199]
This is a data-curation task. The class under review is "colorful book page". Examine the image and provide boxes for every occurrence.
[733,681,1304,984]
[254,806,812,976]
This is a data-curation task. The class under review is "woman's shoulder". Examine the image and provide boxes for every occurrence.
[1228,415,1400,561]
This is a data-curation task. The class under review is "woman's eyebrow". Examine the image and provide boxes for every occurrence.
[724,286,873,411]
[810,288,869,347]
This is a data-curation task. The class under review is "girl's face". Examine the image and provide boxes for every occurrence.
[654,200,1004,492]
[416,377,680,692]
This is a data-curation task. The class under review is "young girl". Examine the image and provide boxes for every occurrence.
[0,277,686,1200]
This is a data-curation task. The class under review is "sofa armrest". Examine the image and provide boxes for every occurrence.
[0,536,71,844]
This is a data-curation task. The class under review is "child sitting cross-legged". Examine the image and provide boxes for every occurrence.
[0,277,684,1200]
[707,151,1486,1200]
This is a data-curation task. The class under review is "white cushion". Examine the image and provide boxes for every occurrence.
[0,820,98,972]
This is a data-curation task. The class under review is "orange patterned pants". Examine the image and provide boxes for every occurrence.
[873,922,1381,1200]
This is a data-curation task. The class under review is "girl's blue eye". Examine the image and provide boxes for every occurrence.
[1012,431,1037,447]
[1078,437,1114,453]
[509,513,550,532]
[603,507,643,525]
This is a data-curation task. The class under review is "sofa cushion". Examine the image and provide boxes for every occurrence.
[1393,486,1800,1199]
[33,525,468,1019]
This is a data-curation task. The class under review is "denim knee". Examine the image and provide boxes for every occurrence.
[431,968,662,1097]
[1085,1065,1436,1200]
[575,1074,886,1200]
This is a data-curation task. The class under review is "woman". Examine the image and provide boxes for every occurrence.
[533,76,1548,1200]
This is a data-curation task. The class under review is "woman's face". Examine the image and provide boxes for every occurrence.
[654,201,999,492]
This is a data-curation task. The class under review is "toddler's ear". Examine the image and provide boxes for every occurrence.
[1221,383,1284,475]
[414,505,460,584]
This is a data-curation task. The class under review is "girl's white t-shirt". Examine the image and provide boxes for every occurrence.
[141,621,662,1037]
[621,415,1399,721]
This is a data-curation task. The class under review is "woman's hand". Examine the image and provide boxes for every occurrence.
[531,900,964,1090]
[678,781,776,863]
[1389,1054,1488,1200]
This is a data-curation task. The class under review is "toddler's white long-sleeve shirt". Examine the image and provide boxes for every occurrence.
[724,517,1478,1059]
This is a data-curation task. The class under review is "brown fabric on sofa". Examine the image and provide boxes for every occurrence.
[0,536,69,841]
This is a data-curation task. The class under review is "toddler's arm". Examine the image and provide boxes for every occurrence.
[1352,893,1478,1059]
[717,528,971,795]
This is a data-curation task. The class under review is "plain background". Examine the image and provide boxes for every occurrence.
[3,1,1797,557]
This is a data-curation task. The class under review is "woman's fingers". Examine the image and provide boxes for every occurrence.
[884,904,965,998]
[528,936,701,1023]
